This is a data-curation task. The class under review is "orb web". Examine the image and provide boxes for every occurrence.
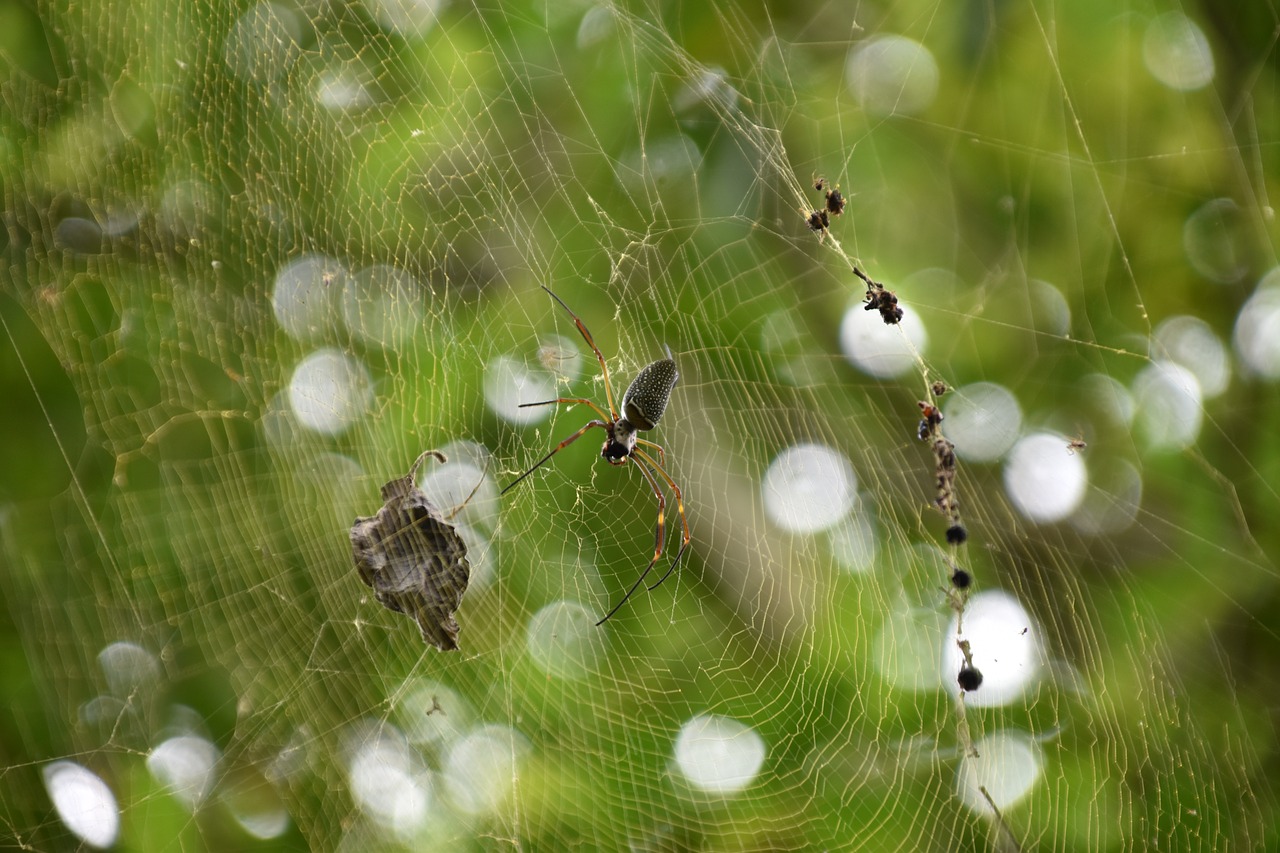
[2,2,1277,850]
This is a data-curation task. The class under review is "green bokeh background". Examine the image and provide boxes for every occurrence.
[3,0,1279,849]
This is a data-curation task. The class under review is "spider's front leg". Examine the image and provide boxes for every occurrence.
[501,420,610,495]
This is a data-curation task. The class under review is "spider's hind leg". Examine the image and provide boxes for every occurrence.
[595,456,668,625]
[633,447,690,592]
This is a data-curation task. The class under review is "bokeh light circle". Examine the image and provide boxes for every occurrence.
[1234,270,1280,379]
[762,443,857,533]
[846,35,940,116]
[1143,12,1214,91]
[1003,432,1087,523]
[42,762,120,849]
[943,383,1022,463]
[839,301,927,380]
[287,349,374,435]
[957,731,1043,813]
[673,714,766,795]
[943,590,1039,707]
[1132,360,1203,450]
[526,600,605,681]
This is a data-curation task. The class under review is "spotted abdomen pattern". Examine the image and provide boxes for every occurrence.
[621,358,678,431]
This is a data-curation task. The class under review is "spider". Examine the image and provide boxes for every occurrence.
[812,177,846,215]
[824,187,846,216]
[501,286,691,625]
[806,209,830,232]
[854,267,903,325]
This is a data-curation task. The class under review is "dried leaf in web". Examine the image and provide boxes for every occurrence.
[350,450,471,651]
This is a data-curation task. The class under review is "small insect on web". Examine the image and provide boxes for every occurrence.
[813,176,846,216]
[502,286,691,625]
[854,266,903,325]
[349,450,474,651]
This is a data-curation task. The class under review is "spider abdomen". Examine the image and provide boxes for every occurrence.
[622,357,679,431]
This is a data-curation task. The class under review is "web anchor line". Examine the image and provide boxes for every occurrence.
[916,383,972,600]
[805,177,1008,841]
[915,381,1024,847]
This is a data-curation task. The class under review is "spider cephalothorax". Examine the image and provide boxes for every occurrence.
[501,287,690,624]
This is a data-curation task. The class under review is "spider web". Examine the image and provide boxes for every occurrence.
[3,0,1279,849]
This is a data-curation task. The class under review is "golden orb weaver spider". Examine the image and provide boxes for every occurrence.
[501,286,691,625]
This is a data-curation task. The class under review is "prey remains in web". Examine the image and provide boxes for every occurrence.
[503,286,691,625]
[805,177,847,235]
[350,450,473,651]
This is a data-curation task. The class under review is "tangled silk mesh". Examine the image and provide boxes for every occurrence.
[3,1,1279,850]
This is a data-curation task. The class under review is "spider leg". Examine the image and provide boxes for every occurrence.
[443,455,493,522]
[501,420,608,496]
[632,447,690,592]
[635,438,666,469]
[540,286,620,420]
[596,455,667,626]
[517,396,612,422]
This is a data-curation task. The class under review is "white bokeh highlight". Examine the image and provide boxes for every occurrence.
[222,772,290,840]
[1080,373,1135,426]
[1153,315,1229,398]
[443,725,529,816]
[943,383,1023,463]
[827,508,878,574]
[526,600,605,681]
[1234,270,1280,379]
[272,254,348,342]
[1003,432,1088,523]
[342,264,428,349]
[315,67,375,111]
[762,443,857,534]
[157,180,222,243]
[874,604,947,692]
[1029,279,1072,336]
[944,590,1039,707]
[1132,360,1203,450]
[839,301,927,380]
[417,441,499,533]
[224,2,305,86]
[484,354,556,425]
[576,5,615,49]
[674,66,740,114]
[1073,459,1144,536]
[42,762,120,849]
[1143,12,1214,91]
[365,0,445,39]
[347,726,431,837]
[957,731,1043,814]
[147,735,221,811]
[288,349,374,435]
[98,641,160,697]
[415,441,498,588]
[618,134,703,192]
[846,35,939,116]
[1183,198,1248,283]
[397,681,471,748]
[673,714,766,796]
[537,333,584,382]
